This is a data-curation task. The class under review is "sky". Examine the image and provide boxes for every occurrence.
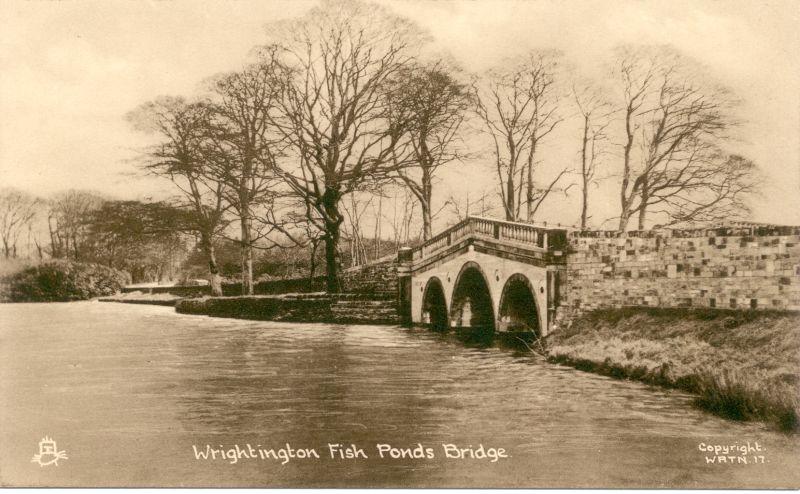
[1,0,799,230]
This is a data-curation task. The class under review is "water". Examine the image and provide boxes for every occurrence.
[0,302,797,488]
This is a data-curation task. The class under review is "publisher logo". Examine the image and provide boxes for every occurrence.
[31,436,68,467]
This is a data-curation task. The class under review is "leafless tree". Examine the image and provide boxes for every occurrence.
[650,152,758,227]
[341,192,374,267]
[127,96,230,295]
[474,51,567,222]
[572,82,614,229]
[47,190,105,260]
[611,46,756,230]
[384,187,420,251]
[0,188,41,259]
[264,0,425,292]
[203,60,286,295]
[445,191,498,223]
[390,61,472,239]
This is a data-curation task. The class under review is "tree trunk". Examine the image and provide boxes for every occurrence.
[322,186,344,293]
[619,105,635,232]
[324,228,340,293]
[422,203,432,240]
[526,137,538,222]
[72,235,79,260]
[580,115,589,230]
[618,206,632,232]
[505,171,516,221]
[637,177,649,230]
[204,236,223,297]
[47,218,58,258]
[240,211,254,296]
[637,204,648,230]
[581,186,589,230]
[309,239,318,282]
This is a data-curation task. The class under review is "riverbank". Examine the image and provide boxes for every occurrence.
[175,293,400,325]
[98,290,182,306]
[545,308,800,432]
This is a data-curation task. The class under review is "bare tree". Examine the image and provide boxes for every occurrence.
[127,96,230,296]
[445,191,498,223]
[47,190,105,260]
[391,61,472,239]
[649,152,758,227]
[203,60,285,295]
[474,51,566,222]
[384,187,420,251]
[264,0,424,292]
[611,46,755,230]
[0,188,40,259]
[572,82,613,229]
[341,192,374,267]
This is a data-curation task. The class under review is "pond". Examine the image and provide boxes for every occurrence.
[0,302,797,487]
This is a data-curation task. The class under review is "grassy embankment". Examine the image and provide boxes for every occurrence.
[546,308,800,432]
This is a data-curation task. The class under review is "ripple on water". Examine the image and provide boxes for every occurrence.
[0,301,797,488]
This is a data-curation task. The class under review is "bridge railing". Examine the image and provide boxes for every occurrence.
[410,216,568,261]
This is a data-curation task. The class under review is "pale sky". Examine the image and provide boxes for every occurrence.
[1,0,799,229]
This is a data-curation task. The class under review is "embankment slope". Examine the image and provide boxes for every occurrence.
[546,308,800,431]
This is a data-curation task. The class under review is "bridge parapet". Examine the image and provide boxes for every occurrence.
[410,216,569,263]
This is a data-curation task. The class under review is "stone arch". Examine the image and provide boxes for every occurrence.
[449,261,495,331]
[498,273,541,336]
[421,277,449,331]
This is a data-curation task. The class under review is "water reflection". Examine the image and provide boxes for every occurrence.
[0,302,798,488]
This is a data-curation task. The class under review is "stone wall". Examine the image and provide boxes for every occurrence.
[175,293,399,325]
[557,225,800,324]
[341,257,398,296]
[121,277,325,297]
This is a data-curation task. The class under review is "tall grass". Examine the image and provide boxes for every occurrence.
[546,308,800,432]
[693,369,798,431]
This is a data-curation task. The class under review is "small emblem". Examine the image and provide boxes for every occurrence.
[31,436,68,467]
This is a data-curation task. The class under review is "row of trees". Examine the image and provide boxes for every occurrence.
[0,188,191,283]
[125,0,757,295]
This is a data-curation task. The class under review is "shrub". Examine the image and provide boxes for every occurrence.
[0,261,130,302]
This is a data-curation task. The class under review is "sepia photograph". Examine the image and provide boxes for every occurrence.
[0,0,798,488]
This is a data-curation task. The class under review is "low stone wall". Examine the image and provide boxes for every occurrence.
[122,277,326,297]
[557,227,800,326]
[125,261,398,299]
[175,294,400,325]
[98,298,178,307]
[176,295,334,321]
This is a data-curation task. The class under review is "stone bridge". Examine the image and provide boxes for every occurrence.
[396,216,570,336]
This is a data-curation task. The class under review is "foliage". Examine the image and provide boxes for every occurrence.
[0,260,130,302]
[81,200,192,283]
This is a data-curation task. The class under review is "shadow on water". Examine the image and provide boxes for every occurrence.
[424,324,544,355]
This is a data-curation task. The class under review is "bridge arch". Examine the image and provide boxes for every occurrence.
[449,261,495,331]
[498,273,541,336]
[421,277,449,331]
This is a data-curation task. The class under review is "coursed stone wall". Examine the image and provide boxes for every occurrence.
[341,257,398,296]
[557,225,800,321]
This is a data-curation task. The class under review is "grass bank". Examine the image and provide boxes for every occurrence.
[546,308,800,432]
